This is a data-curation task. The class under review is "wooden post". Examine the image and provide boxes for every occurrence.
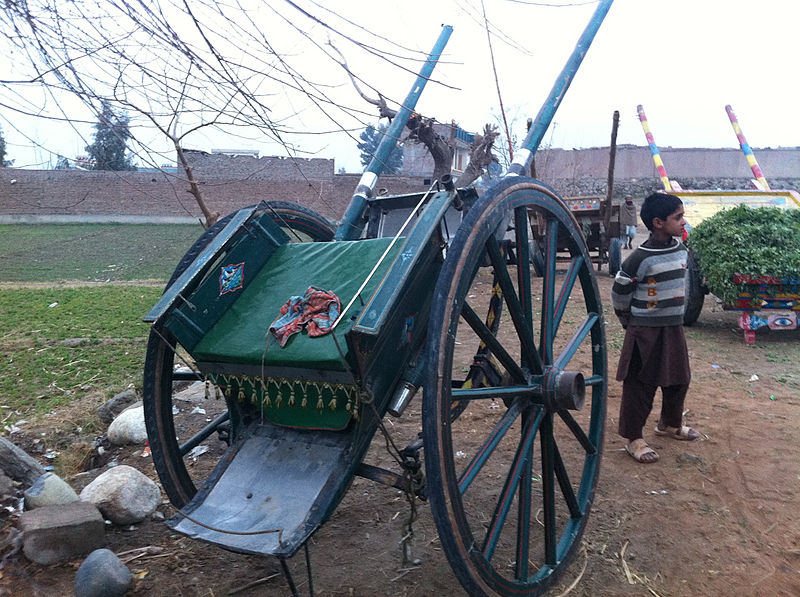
[603,110,619,235]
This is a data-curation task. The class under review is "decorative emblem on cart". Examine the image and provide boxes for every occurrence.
[219,262,244,295]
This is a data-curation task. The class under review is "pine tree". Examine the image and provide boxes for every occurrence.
[85,102,136,171]
[357,123,403,174]
[0,124,9,167]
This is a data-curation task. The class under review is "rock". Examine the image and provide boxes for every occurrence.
[0,436,46,487]
[0,471,15,500]
[24,472,79,509]
[107,405,148,445]
[97,389,139,425]
[20,501,105,565]
[79,465,160,525]
[75,548,132,597]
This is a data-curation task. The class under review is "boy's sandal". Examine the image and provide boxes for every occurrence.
[625,439,659,464]
[654,424,700,441]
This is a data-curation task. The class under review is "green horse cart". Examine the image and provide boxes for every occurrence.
[142,2,614,595]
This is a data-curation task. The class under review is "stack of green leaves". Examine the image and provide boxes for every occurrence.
[686,205,800,304]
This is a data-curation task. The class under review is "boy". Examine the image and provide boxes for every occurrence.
[610,192,700,464]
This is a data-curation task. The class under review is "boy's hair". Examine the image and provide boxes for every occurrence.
[640,192,682,231]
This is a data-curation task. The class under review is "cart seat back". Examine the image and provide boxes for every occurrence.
[165,237,403,430]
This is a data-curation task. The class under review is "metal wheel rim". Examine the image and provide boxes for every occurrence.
[424,178,607,596]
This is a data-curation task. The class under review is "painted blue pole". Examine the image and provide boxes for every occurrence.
[508,0,614,177]
[335,25,453,241]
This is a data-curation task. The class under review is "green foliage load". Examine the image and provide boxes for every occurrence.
[687,205,800,303]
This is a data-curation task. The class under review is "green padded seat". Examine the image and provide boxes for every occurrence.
[191,238,403,371]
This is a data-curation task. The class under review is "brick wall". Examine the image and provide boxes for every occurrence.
[2,147,798,223]
[0,162,435,224]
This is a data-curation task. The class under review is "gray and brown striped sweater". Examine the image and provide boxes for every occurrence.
[610,238,688,327]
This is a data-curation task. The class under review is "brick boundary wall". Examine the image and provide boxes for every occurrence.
[2,146,798,224]
[0,167,433,224]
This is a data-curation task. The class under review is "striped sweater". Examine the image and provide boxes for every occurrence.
[611,239,688,327]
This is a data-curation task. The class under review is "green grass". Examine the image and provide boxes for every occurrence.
[0,223,204,282]
[0,286,162,415]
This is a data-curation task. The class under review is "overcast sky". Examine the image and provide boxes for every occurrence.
[1,0,797,172]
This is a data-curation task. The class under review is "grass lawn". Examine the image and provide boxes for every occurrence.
[0,286,163,416]
[0,223,204,282]
[0,223,204,419]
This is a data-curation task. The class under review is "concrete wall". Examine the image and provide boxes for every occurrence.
[183,149,334,181]
[535,145,800,181]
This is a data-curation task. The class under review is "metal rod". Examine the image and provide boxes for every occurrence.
[636,104,673,191]
[725,104,770,190]
[335,25,453,241]
[508,0,615,176]
[304,543,315,597]
[279,557,299,597]
[178,411,230,456]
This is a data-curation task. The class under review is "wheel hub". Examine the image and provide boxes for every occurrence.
[542,367,585,411]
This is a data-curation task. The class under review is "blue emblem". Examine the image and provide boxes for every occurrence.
[219,262,244,295]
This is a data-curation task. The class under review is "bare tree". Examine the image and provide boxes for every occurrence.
[331,41,497,187]
[455,124,500,188]
[0,1,455,226]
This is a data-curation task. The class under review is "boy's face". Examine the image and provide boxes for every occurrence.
[654,205,686,237]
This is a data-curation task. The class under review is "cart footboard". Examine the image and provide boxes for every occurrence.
[169,421,355,558]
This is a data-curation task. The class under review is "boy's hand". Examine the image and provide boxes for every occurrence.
[615,310,631,329]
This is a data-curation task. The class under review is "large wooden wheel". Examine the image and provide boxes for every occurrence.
[143,201,334,508]
[423,177,607,596]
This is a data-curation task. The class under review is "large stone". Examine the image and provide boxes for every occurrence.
[75,548,132,597]
[79,465,160,525]
[97,389,139,424]
[20,501,105,565]
[0,471,15,500]
[107,405,147,445]
[24,472,79,509]
[0,436,46,487]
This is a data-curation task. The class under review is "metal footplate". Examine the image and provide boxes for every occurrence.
[168,422,353,558]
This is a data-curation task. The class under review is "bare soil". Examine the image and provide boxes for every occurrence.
[2,272,800,596]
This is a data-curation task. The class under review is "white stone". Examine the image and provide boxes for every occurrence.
[107,405,148,445]
[79,465,161,525]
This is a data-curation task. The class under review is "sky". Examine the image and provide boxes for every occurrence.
[1,0,798,172]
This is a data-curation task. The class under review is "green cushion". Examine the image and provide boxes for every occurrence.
[191,238,402,371]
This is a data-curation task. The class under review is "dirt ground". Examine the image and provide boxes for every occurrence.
[2,269,800,597]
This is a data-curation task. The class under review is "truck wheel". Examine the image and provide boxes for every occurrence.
[684,250,705,326]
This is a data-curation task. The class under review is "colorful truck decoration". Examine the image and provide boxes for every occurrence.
[637,105,800,343]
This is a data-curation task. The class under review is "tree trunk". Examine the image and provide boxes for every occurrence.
[175,143,219,229]
[406,114,454,185]
[455,124,499,188]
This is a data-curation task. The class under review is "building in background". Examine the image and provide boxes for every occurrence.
[401,122,475,181]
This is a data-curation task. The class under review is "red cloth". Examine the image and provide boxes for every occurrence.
[269,287,341,347]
